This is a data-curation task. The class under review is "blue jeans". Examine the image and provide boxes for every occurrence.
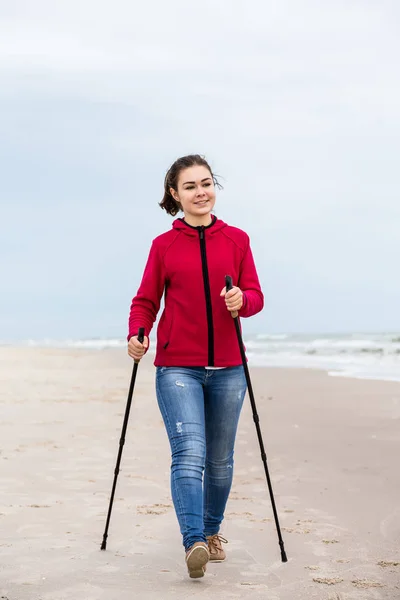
[155,366,247,551]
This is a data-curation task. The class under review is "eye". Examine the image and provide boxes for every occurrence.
[185,185,195,190]
[204,182,211,187]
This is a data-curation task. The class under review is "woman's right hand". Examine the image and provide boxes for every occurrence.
[128,335,149,361]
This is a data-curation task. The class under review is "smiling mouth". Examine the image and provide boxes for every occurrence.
[194,200,208,205]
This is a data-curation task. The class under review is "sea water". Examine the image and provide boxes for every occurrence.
[3,333,400,383]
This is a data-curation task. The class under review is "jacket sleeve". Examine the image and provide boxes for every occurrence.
[128,241,166,340]
[237,238,264,318]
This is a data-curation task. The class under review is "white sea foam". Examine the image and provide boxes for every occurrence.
[244,332,400,382]
[255,333,289,341]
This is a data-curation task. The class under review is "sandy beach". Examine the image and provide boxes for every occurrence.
[0,347,399,600]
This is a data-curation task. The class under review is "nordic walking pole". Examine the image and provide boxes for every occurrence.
[100,327,145,551]
[225,276,288,563]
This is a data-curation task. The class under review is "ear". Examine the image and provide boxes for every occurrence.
[170,187,180,203]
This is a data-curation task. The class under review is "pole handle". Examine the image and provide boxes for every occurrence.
[133,327,146,365]
[225,275,238,318]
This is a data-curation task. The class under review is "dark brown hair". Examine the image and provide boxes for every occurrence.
[159,154,222,216]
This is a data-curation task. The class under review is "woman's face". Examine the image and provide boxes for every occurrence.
[171,165,216,222]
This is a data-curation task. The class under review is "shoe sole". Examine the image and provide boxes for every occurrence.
[209,557,226,562]
[186,546,209,578]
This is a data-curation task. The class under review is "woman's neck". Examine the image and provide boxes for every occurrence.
[183,214,213,227]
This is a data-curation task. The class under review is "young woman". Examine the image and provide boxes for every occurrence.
[127,155,264,579]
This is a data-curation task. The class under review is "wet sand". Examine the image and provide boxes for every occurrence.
[0,347,399,599]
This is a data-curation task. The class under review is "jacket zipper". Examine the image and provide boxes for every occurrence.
[199,227,214,366]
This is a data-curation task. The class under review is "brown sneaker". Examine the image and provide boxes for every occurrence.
[185,542,209,578]
[206,534,228,562]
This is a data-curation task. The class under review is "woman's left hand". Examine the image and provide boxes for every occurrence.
[220,285,243,313]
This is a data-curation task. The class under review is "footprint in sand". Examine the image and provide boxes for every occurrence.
[377,560,399,567]
[351,579,385,589]
[136,503,172,515]
[239,583,270,590]
[282,526,311,534]
[313,577,343,585]
[336,559,350,564]
[226,511,253,518]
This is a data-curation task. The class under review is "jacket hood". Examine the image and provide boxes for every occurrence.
[172,215,227,236]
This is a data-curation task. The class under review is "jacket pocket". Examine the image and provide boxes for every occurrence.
[161,306,174,350]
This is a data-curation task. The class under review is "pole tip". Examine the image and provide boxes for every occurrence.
[100,540,107,551]
[281,549,288,562]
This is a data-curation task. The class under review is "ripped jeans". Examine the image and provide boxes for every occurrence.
[155,366,247,551]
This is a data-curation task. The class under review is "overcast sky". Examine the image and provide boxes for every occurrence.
[1,0,399,340]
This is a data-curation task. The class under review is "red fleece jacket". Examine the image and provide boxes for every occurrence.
[128,216,264,367]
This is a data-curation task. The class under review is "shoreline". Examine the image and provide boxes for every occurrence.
[2,344,400,385]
